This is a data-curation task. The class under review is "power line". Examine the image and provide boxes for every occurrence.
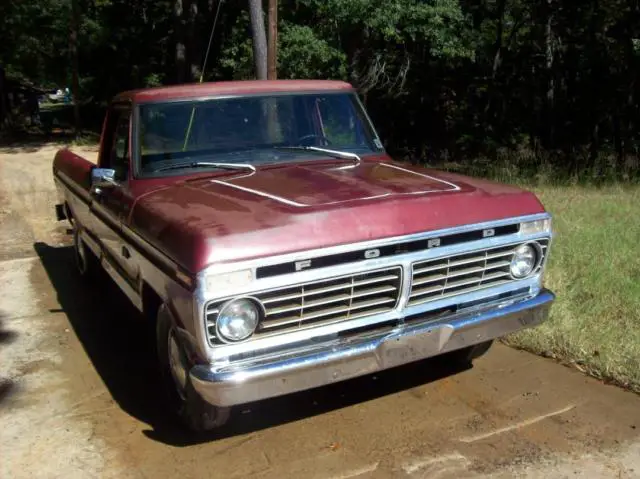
[183,0,225,151]
[199,0,225,83]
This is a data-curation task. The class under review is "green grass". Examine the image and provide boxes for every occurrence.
[504,185,640,393]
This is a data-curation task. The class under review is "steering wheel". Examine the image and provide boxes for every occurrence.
[295,133,332,146]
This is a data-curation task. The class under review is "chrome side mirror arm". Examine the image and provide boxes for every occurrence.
[90,167,118,195]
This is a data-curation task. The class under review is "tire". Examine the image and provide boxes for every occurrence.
[72,225,100,280]
[447,340,494,365]
[156,304,230,432]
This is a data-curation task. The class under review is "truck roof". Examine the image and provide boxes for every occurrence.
[113,79,354,104]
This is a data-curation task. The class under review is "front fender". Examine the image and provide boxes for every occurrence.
[157,303,202,366]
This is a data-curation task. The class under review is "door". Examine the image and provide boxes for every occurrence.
[90,104,138,291]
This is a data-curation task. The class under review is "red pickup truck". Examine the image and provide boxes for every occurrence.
[53,80,554,431]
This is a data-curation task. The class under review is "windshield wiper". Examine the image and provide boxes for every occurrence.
[151,161,256,174]
[274,146,361,166]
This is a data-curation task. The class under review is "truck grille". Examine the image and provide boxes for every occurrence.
[408,240,549,307]
[206,267,402,341]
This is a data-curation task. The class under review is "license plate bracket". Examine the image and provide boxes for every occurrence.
[379,325,453,369]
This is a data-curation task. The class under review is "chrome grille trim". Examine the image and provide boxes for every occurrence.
[199,213,551,279]
[408,240,549,307]
[206,267,402,342]
[196,213,552,361]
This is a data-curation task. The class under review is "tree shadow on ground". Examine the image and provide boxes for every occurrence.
[34,241,473,446]
[0,316,17,344]
[0,130,99,154]
[0,379,15,405]
[0,130,71,154]
[0,314,18,407]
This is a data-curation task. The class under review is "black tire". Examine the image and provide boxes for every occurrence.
[156,304,230,432]
[72,225,100,280]
[447,340,494,365]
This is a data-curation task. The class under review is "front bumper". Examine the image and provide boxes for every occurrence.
[190,289,554,407]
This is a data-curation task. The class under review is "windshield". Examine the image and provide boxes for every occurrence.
[137,92,382,175]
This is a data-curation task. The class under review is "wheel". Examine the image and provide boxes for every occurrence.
[156,304,230,432]
[72,224,100,279]
[447,340,494,365]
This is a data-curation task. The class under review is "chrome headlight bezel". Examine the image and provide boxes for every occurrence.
[510,242,542,279]
[215,297,263,343]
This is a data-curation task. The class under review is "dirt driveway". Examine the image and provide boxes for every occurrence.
[1,143,639,479]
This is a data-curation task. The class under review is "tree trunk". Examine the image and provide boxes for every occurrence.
[248,0,268,80]
[174,0,186,83]
[544,0,555,147]
[186,0,199,81]
[0,64,8,129]
[491,0,506,80]
[267,0,278,80]
[587,0,600,167]
[623,35,636,165]
[613,112,623,162]
[70,0,81,137]
[485,0,506,128]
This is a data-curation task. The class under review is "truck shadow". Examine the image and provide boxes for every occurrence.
[34,241,472,447]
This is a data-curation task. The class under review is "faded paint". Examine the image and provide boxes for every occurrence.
[54,148,545,273]
[114,79,354,104]
[52,81,546,274]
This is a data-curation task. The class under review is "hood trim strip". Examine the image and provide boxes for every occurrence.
[211,162,461,208]
[212,179,307,207]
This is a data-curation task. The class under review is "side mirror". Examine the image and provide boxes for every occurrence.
[90,168,117,194]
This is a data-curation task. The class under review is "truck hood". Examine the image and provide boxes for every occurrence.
[130,159,545,272]
[203,160,460,207]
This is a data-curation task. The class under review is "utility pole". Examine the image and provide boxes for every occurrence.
[248,0,267,80]
[267,0,277,79]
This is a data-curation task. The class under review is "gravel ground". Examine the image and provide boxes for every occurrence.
[0,143,638,479]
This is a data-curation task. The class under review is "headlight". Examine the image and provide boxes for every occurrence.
[510,244,538,278]
[216,298,260,342]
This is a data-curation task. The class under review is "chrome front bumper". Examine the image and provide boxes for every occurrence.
[190,289,554,407]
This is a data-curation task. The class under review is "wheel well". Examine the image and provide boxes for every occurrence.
[142,282,163,323]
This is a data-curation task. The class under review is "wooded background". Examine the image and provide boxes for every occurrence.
[1,0,639,179]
